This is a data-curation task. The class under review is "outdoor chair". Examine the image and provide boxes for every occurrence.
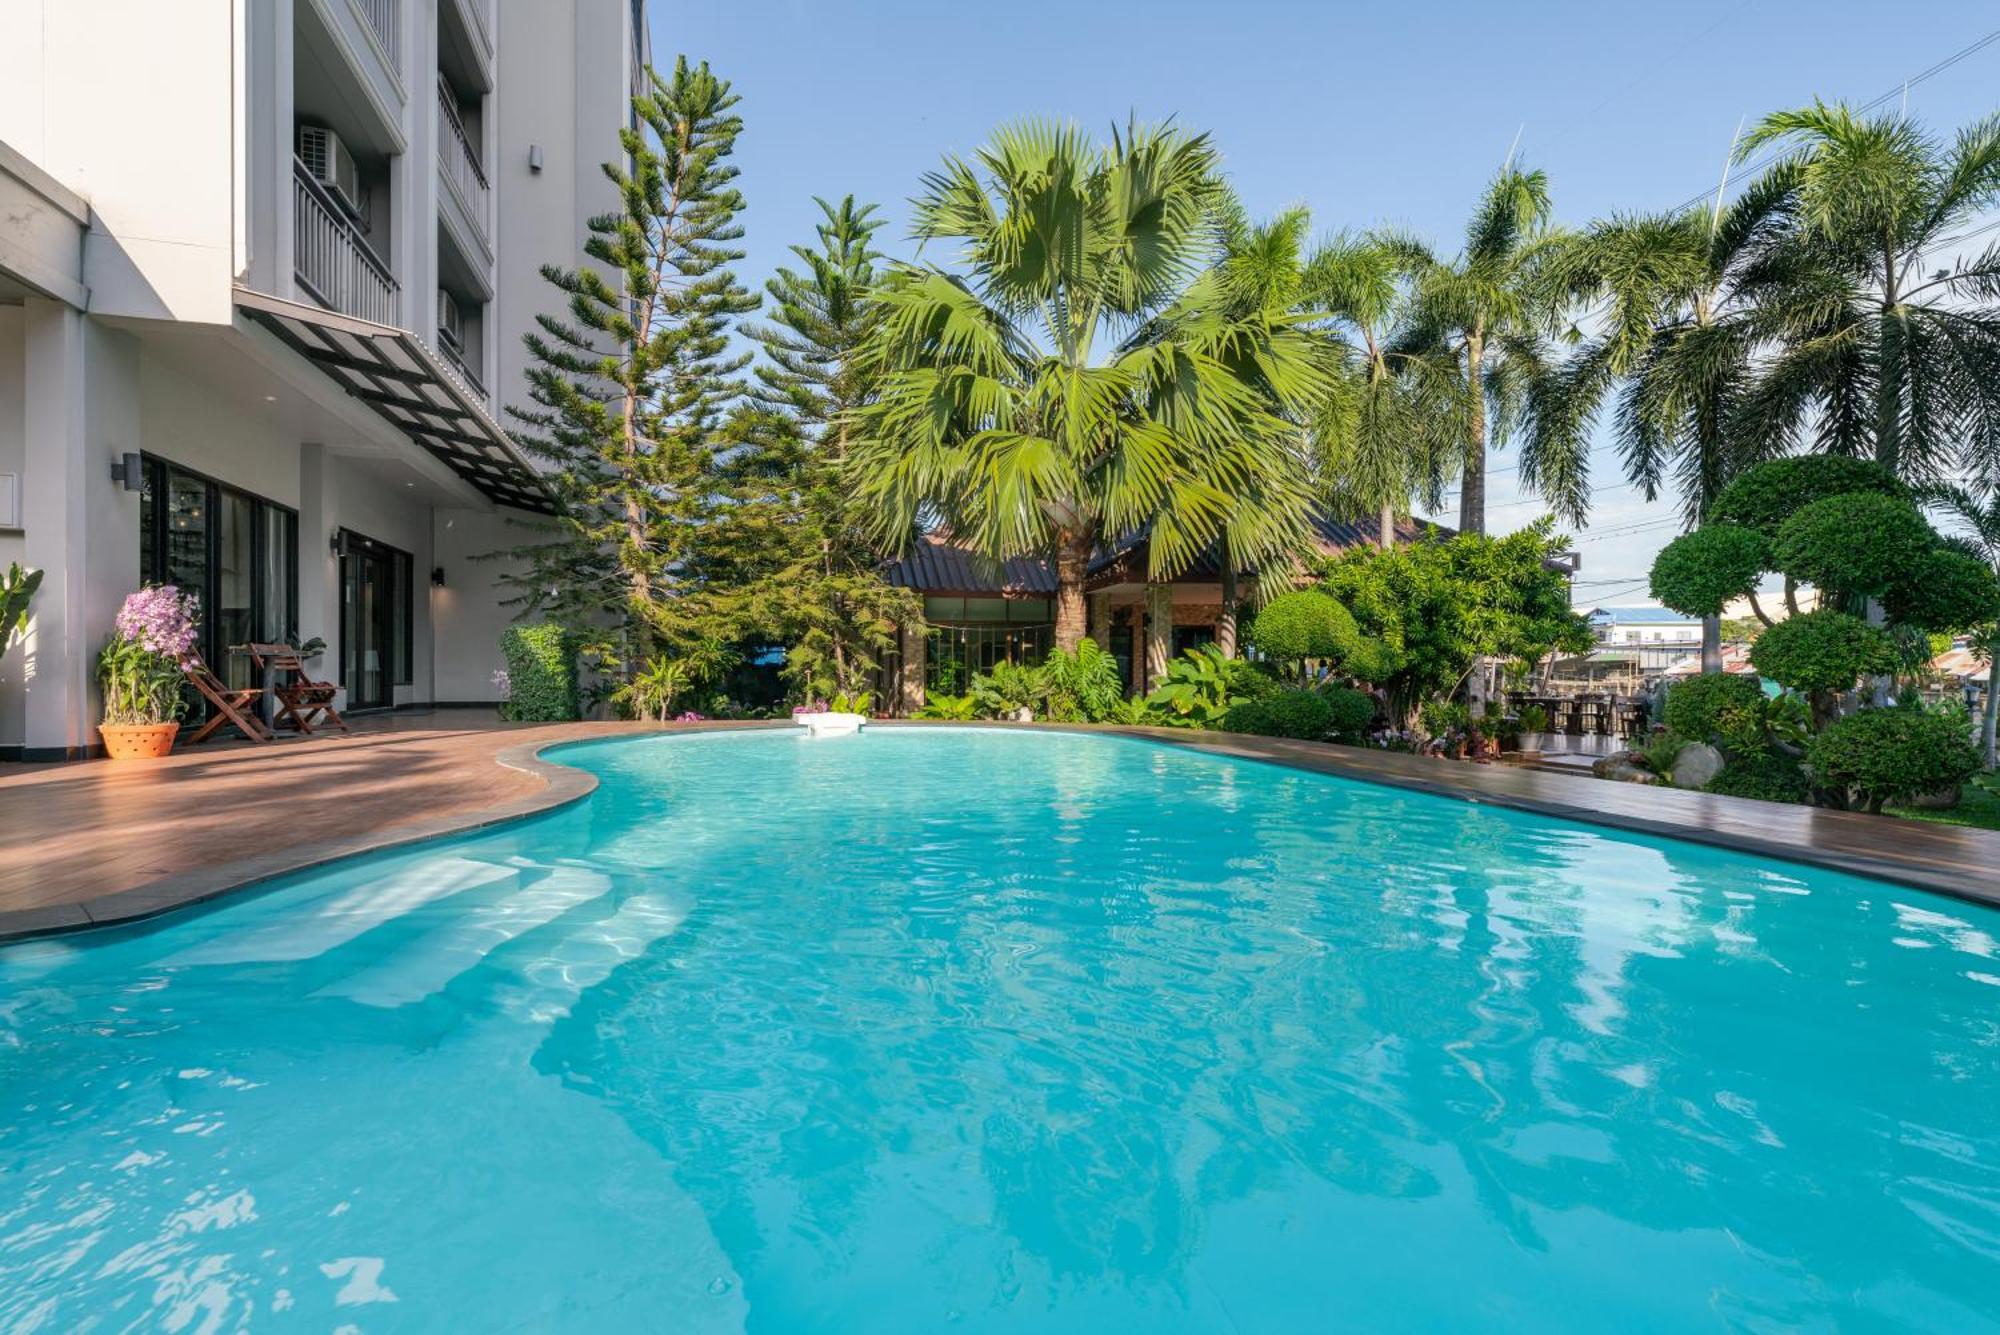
[248,643,350,735]
[182,657,272,745]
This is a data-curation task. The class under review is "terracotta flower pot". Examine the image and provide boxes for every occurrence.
[99,722,180,760]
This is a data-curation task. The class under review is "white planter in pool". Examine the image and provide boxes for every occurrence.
[796,711,866,737]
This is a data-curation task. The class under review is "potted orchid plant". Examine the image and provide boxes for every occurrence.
[98,585,200,759]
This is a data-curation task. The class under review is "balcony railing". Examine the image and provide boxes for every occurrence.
[356,0,400,67]
[293,160,399,325]
[437,80,489,229]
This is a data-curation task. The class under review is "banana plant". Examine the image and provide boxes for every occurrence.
[1,564,41,660]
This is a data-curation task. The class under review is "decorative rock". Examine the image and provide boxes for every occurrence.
[1670,741,1726,790]
[1591,750,1658,785]
[1909,784,1962,810]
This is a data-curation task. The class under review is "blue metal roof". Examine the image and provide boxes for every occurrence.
[1588,605,1703,624]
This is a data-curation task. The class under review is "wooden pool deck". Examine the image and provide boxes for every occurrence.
[1,713,1995,943]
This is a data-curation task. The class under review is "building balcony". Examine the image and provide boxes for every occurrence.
[436,79,489,245]
[354,0,401,70]
[293,158,399,326]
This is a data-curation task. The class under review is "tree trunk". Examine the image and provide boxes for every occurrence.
[1052,530,1091,652]
[1217,556,1239,659]
[1983,653,1999,770]
[1379,501,1396,549]
[1701,613,1722,674]
[1457,331,1487,537]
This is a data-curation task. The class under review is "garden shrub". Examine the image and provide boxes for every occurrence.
[1771,492,1932,600]
[1662,673,1770,754]
[1649,524,1768,616]
[1322,685,1376,740]
[1806,707,1980,813]
[1748,610,1894,695]
[1708,456,1907,537]
[499,623,579,722]
[1221,688,1334,740]
[971,660,1043,718]
[1703,755,1811,805]
[1039,640,1123,722]
[1637,731,1689,777]
[1221,657,1284,702]
[1246,591,1359,671]
[1884,547,2000,633]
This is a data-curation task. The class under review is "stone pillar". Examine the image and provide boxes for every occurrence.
[896,620,927,716]
[1127,606,1145,698]
[1144,583,1174,691]
[1088,592,1111,650]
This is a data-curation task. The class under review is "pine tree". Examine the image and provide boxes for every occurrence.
[734,196,918,699]
[501,57,757,685]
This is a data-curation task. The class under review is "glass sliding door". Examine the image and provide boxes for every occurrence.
[137,456,299,691]
[339,530,413,711]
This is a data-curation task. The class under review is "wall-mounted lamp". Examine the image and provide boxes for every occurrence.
[109,452,143,492]
[329,529,345,557]
[431,566,447,588]
[527,144,544,173]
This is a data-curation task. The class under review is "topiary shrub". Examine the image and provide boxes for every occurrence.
[1221,689,1334,740]
[1771,492,1933,601]
[500,623,580,721]
[1709,456,1908,538]
[1703,754,1811,805]
[1649,524,1769,616]
[1322,685,1376,741]
[1245,591,1359,674]
[1662,673,1770,754]
[1221,657,1284,702]
[1749,610,1894,695]
[1885,547,2000,633]
[1806,707,1980,813]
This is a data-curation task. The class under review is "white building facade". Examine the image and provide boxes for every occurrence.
[0,0,647,758]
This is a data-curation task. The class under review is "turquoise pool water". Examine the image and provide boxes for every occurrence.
[3,727,1998,1332]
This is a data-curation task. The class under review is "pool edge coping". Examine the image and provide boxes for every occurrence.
[3,717,1995,944]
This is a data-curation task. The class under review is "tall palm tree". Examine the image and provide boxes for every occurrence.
[848,120,1330,652]
[1404,165,1569,535]
[1734,102,2000,486]
[1304,231,1467,547]
[1919,483,2000,768]
[1527,169,1796,670]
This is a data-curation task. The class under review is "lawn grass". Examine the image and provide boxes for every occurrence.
[1888,781,2000,833]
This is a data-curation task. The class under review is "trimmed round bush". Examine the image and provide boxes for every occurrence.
[1322,685,1376,740]
[1749,610,1893,694]
[1703,755,1811,805]
[1772,492,1933,600]
[1806,707,1980,813]
[1662,673,1769,753]
[1649,524,1769,617]
[1885,547,2000,633]
[1342,635,1399,685]
[1246,591,1359,666]
[500,623,580,722]
[1221,657,1284,702]
[1221,689,1334,740]
[1709,456,1908,538]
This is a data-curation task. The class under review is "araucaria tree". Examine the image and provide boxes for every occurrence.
[735,196,919,698]
[849,120,1332,652]
[503,57,756,683]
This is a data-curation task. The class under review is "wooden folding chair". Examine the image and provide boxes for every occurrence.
[249,644,350,735]
[182,657,272,744]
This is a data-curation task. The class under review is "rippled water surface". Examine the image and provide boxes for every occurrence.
[4,728,2000,1332]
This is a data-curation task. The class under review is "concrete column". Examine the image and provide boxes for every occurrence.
[20,300,91,758]
[896,619,927,717]
[298,443,341,704]
[1088,592,1111,650]
[1145,583,1174,691]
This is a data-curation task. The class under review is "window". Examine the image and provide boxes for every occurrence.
[337,529,414,708]
[139,457,298,687]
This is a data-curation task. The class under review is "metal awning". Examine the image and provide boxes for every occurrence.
[235,288,553,514]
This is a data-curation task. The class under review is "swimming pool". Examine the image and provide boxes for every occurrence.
[3,727,1997,1331]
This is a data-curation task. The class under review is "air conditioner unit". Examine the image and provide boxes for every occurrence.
[437,289,463,352]
[297,125,362,218]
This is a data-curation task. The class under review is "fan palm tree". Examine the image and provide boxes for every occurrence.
[1527,169,1797,669]
[848,120,1331,652]
[1919,483,2000,767]
[1733,102,2000,486]
[1404,165,1569,535]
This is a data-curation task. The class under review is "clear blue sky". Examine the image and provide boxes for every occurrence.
[650,0,2000,604]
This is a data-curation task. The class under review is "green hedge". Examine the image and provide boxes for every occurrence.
[1807,707,1979,812]
[1703,755,1810,804]
[1662,673,1769,754]
[500,623,579,722]
[1322,685,1376,740]
[1221,689,1334,740]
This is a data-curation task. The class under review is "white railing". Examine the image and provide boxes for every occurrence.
[437,80,489,229]
[293,160,399,325]
[356,0,399,67]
